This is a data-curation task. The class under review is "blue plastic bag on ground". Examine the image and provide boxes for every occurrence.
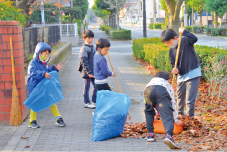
[92,90,131,141]
[24,71,64,112]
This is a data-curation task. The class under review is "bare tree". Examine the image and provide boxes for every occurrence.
[104,0,126,29]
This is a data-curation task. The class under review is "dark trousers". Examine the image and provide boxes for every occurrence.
[95,83,111,91]
[83,78,97,104]
[144,85,174,136]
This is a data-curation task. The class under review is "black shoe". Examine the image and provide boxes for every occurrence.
[145,133,155,142]
[28,120,40,128]
[56,118,66,127]
[164,134,179,149]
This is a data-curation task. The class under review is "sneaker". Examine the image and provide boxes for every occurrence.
[56,118,66,127]
[145,133,155,142]
[84,103,95,109]
[28,120,40,128]
[164,134,179,149]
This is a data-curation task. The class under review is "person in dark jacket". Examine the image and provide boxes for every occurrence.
[78,30,97,109]
[27,42,66,128]
[161,28,201,117]
[144,71,182,149]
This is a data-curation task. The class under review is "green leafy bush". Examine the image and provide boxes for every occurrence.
[30,3,61,24]
[149,24,153,29]
[104,26,112,35]
[192,26,199,33]
[0,1,26,26]
[211,28,227,36]
[161,24,168,30]
[206,27,212,35]
[184,26,192,32]
[111,29,131,40]
[132,37,162,60]
[153,23,162,29]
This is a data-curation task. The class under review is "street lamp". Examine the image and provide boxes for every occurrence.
[143,0,147,38]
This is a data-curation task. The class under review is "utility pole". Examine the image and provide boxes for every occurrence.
[143,0,147,38]
[153,0,156,24]
[138,0,141,24]
[41,0,45,25]
[71,0,73,8]
[184,0,188,26]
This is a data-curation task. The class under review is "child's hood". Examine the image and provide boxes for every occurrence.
[33,42,52,61]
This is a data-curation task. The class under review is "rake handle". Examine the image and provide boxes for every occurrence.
[171,22,184,87]
[107,53,122,93]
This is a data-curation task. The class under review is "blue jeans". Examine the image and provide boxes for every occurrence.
[83,78,97,104]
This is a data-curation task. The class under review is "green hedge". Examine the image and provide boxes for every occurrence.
[161,24,168,30]
[184,26,192,32]
[153,23,162,29]
[133,37,227,77]
[149,24,153,29]
[104,26,112,35]
[111,29,131,40]
[206,27,212,35]
[211,28,227,36]
[149,23,163,29]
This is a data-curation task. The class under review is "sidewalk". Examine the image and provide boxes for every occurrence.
[0,27,186,152]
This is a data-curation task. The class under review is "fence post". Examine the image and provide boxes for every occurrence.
[67,24,69,37]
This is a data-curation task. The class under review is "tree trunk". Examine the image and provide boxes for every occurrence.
[199,12,202,26]
[165,0,183,34]
[214,11,218,28]
[191,7,194,26]
[117,11,120,29]
[109,14,111,27]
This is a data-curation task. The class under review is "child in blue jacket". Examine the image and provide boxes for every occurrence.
[94,38,116,91]
[27,42,66,128]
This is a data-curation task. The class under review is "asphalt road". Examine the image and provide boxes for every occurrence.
[120,24,227,49]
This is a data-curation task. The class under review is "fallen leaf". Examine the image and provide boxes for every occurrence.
[25,145,30,148]
[21,136,28,139]
[68,88,72,89]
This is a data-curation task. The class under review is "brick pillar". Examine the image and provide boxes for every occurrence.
[0,21,26,123]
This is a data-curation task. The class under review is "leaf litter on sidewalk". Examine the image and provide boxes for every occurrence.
[121,56,227,151]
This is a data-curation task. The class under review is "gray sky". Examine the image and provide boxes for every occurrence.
[88,0,95,8]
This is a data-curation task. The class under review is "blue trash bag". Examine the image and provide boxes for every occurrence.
[92,90,131,141]
[24,71,64,112]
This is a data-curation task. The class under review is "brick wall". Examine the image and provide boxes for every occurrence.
[0,21,27,123]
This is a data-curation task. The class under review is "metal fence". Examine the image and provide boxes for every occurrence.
[23,25,60,62]
[59,24,78,37]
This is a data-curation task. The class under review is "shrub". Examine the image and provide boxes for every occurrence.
[0,1,26,26]
[184,26,192,32]
[211,28,227,36]
[192,26,199,33]
[132,37,162,60]
[111,29,131,40]
[206,27,212,35]
[104,26,112,35]
[153,23,162,29]
[161,24,168,30]
[149,24,153,29]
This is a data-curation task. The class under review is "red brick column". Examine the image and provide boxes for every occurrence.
[0,21,26,123]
